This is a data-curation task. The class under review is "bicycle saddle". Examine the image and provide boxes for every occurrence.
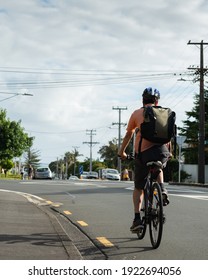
[146,161,163,169]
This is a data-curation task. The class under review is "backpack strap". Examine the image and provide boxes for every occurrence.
[137,106,145,159]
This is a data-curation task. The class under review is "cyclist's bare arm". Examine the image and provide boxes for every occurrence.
[118,130,134,159]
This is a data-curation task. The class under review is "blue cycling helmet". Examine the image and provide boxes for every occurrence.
[142,87,160,100]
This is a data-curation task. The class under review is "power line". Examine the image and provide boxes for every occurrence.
[25,125,110,135]
[0,67,185,89]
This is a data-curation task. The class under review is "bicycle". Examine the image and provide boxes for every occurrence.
[125,154,165,249]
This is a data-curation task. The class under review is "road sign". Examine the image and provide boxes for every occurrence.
[176,136,186,147]
[79,165,83,175]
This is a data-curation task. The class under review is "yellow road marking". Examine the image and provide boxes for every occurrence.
[45,201,63,207]
[63,210,72,215]
[46,200,53,204]
[77,221,88,226]
[96,237,114,247]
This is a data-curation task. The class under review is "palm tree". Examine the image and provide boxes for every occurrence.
[23,148,41,169]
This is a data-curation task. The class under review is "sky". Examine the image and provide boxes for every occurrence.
[0,0,208,165]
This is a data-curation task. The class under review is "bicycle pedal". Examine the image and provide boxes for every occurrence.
[131,230,140,234]
[130,226,144,233]
[162,194,170,206]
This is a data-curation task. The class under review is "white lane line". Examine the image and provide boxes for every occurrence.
[74,183,107,188]
[171,194,208,201]
[125,186,208,201]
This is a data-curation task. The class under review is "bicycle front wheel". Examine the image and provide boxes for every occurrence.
[149,182,163,249]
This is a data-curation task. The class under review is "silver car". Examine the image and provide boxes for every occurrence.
[87,171,98,179]
[34,167,53,179]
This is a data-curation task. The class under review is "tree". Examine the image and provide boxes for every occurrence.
[80,158,106,173]
[98,138,120,168]
[0,159,14,177]
[49,149,83,178]
[0,109,33,160]
[49,160,57,174]
[65,149,81,176]
[178,90,208,164]
[23,148,41,169]
[49,158,65,179]
[98,137,133,169]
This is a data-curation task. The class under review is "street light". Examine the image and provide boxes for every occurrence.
[0,92,33,102]
[21,93,33,96]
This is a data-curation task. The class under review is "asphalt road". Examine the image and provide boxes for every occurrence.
[1,179,208,260]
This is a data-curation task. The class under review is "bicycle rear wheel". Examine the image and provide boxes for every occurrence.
[149,182,163,249]
[137,189,147,240]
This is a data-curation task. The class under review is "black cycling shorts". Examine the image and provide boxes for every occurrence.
[134,145,170,190]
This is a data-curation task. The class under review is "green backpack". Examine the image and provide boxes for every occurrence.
[140,106,176,144]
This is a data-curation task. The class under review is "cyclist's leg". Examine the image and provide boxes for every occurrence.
[131,158,148,231]
[157,170,169,206]
[133,188,144,213]
[130,188,145,231]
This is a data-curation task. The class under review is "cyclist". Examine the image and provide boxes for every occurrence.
[118,87,171,232]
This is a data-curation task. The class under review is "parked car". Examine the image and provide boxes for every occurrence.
[33,166,53,179]
[80,171,89,179]
[102,168,120,180]
[87,171,98,179]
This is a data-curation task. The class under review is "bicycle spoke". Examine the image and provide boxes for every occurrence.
[149,183,163,249]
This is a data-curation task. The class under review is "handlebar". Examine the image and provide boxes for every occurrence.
[118,153,135,161]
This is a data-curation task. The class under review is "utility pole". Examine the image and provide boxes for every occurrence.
[112,106,127,173]
[187,40,208,184]
[56,157,59,178]
[83,130,99,172]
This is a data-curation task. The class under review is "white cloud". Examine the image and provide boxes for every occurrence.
[0,0,207,164]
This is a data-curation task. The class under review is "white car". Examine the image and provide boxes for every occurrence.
[34,166,53,179]
[102,168,120,180]
[81,171,89,179]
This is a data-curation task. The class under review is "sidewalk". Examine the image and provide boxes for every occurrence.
[0,190,82,260]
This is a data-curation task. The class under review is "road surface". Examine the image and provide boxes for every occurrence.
[1,179,207,259]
